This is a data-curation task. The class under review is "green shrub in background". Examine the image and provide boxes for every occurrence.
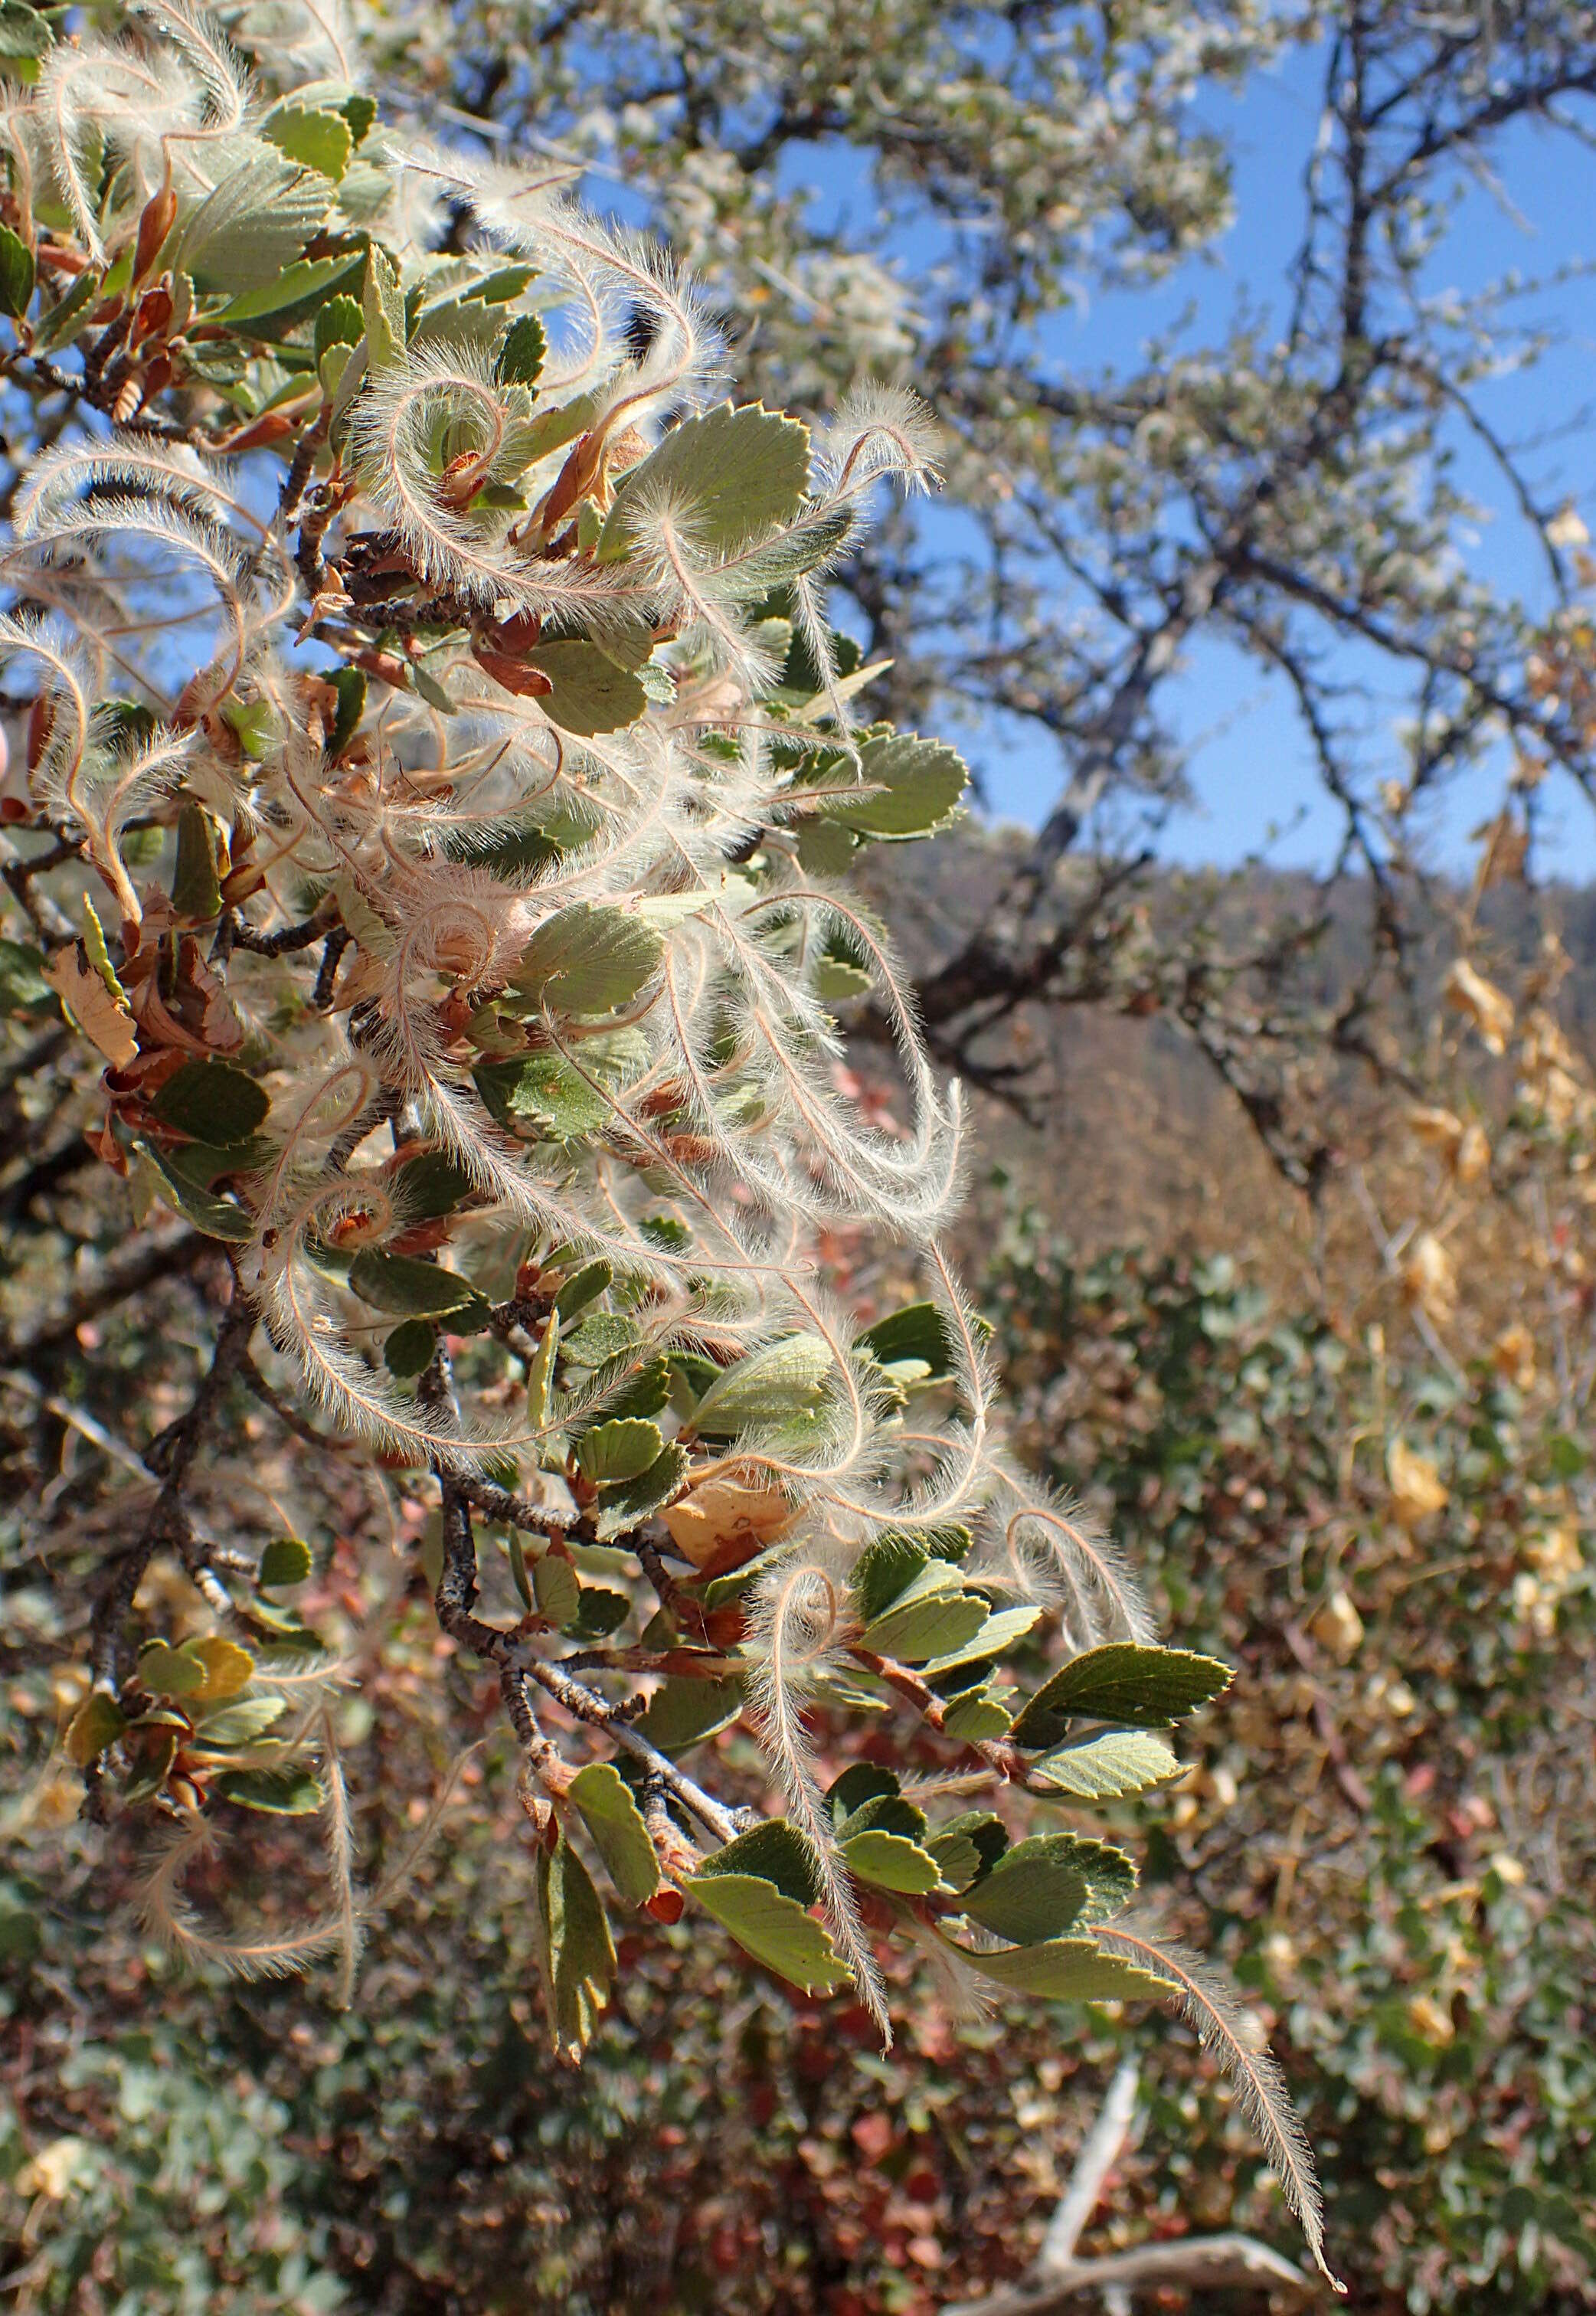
[6,1186,1592,2311]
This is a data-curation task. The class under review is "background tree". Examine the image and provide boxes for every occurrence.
[382,0,1596,1177]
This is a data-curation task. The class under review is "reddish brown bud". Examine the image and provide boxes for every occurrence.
[26,693,55,770]
[702,1605,747,1651]
[138,353,173,405]
[132,284,172,345]
[471,645,554,698]
[132,185,178,288]
[492,611,543,653]
[437,448,491,507]
[217,409,296,455]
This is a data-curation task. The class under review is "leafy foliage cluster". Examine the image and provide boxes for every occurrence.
[0,0,1340,2275]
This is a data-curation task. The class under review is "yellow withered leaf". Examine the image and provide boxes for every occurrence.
[186,1636,255,1703]
[1401,1231,1456,1326]
[44,934,137,1068]
[1388,1438,1447,1529]
[1443,958,1513,1055]
[662,1477,797,1575]
[1407,1104,1463,1156]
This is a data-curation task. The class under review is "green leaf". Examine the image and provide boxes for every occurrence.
[685,1336,836,1441]
[178,138,335,291]
[314,295,365,361]
[940,1688,1014,1742]
[0,936,54,1015]
[828,1763,900,1821]
[214,1764,323,1814]
[384,1317,436,1377]
[571,1585,630,1638]
[123,1726,181,1801]
[362,243,405,368]
[394,1150,475,1219]
[535,1832,615,2062]
[411,294,504,357]
[0,221,34,319]
[851,1531,930,1623]
[170,802,224,923]
[192,1694,288,1745]
[921,1602,1033,1676]
[533,1551,581,1627]
[577,1418,665,1483]
[842,1828,940,1894]
[947,1934,1171,2003]
[412,666,457,715]
[507,1531,534,1610]
[496,311,546,388]
[346,1249,489,1326]
[135,1641,206,1699]
[553,1258,613,1320]
[569,1762,661,1905]
[695,1819,820,1902]
[139,1144,254,1241]
[263,105,352,182]
[688,1873,849,1992]
[448,819,561,878]
[921,1603,1043,1673]
[518,640,647,737]
[857,1301,957,1377]
[796,817,858,877]
[929,1812,1009,1893]
[162,1133,275,1191]
[339,92,377,145]
[814,955,872,1002]
[594,1443,691,1540]
[636,1676,743,1755]
[219,250,366,336]
[64,1690,127,1766]
[472,1052,607,1140]
[822,733,969,840]
[582,1350,672,1424]
[962,1834,1136,1945]
[859,1560,988,1663]
[924,1830,982,1893]
[31,264,98,353]
[1032,1729,1182,1800]
[599,401,810,561]
[0,0,52,61]
[150,1059,270,1145]
[513,902,662,1016]
[187,1637,255,1701]
[526,1310,560,1428]
[327,335,368,449]
[725,501,855,592]
[1009,1644,1234,1745]
[221,698,279,761]
[834,1788,927,1845]
[260,1536,312,1588]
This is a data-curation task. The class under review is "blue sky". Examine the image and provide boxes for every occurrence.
[996,41,1596,878]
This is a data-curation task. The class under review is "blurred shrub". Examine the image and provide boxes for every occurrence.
[8,1173,1594,2311]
